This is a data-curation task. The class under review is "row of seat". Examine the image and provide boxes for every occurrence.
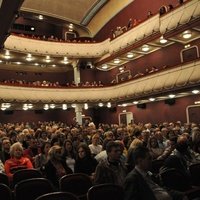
[0,180,124,200]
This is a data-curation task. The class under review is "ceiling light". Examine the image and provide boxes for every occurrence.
[169,94,175,98]
[195,101,200,104]
[50,104,55,109]
[30,27,35,31]
[4,50,10,59]
[62,104,67,110]
[192,90,199,94]
[23,107,28,110]
[34,63,39,66]
[0,60,2,63]
[44,104,49,110]
[160,36,168,44]
[127,52,134,58]
[98,103,104,107]
[2,103,11,108]
[84,103,88,110]
[16,62,21,65]
[52,64,56,67]
[26,54,33,61]
[71,104,76,108]
[114,59,120,64]
[62,57,69,64]
[142,45,150,52]
[133,101,138,104]
[1,107,6,111]
[38,15,43,20]
[102,64,108,69]
[69,23,74,29]
[107,102,111,108]
[45,55,51,63]
[182,30,192,39]
[149,98,155,101]
[122,103,127,107]
[184,44,191,48]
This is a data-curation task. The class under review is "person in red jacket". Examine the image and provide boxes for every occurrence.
[4,142,33,182]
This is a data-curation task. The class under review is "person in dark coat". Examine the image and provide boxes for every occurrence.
[74,143,97,177]
[43,145,73,189]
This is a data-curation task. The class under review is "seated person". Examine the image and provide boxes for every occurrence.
[4,142,33,182]
[124,146,186,200]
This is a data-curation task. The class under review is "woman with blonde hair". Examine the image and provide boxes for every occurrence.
[4,142,33,182]
[43,145,72,189]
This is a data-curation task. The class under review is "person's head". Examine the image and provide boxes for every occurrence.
[176,135,189,153]
[40,141,51,155]
[48,145,62,161]
[10,142,24,159]
[106,141,122,162]
[77,143,91,159]
[91,133,100,145]
[148,136,159,148]
[131,146,152,171]
[1,137,11,151]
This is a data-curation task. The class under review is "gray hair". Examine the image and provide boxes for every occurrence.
[10,142,23,157]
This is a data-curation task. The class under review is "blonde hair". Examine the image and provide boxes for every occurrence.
[10,142,23,157]
[47,145,61,160]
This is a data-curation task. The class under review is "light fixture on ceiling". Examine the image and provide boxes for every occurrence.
[44,104,49,110]
[50,104,55,109]
[98,103,104,107]
[107,102,111,108]
[182,30,192,39]
[0,60,2,63]
[192,90,199,94]
[38,15,44,20]
[169,94,175,98]
[84,103,88,110]
[142,45,150,52]
[133,101,138,104]
[4,50,11,59]
[16,62,21,65]
[62,57,69,64]
[122,103,127,107]
[127,52,134,58]
[184,44,191,48]
[101,64,108,69]
[30,27,35,31]
[26,53,33,61]
[71,104,76,108]
[113,58,121,64]
[1,107,6,111]
[69,23,74,29]
[149,98,155,101]
[62,104,67,110]
[160,36,168,44]
[34,63,39,66]
[45,55,51,63]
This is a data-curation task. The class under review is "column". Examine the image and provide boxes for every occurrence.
[72,60,80,86]
[75,104,83,125]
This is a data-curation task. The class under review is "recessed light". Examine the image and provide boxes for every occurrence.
[114,59,120,64]
[182,30,192,39]
[127,52,134,58]
[62,104,67,110]
[38,15,43,20]
[160,36,168,44]
[192,90,199,94]
[149,98,155,101]
[102,64,108,69]
[169,94,175,98]
[142,45,150,52]
[98,103,104,107]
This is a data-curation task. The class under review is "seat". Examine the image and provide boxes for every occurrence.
[13,168,42,187]
[150,159,164,174]
[189,163,200,186]
[0,173,9,186]
[0,183,12,200]
[59,173,93,200]
[159,168,192,192]
[14,178,54,200]
[87,183,124,200]
[35,192,79,200]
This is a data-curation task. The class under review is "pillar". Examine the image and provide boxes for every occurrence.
[75,104,83,125]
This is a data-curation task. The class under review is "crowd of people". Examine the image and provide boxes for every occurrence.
[0,120,200,199]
